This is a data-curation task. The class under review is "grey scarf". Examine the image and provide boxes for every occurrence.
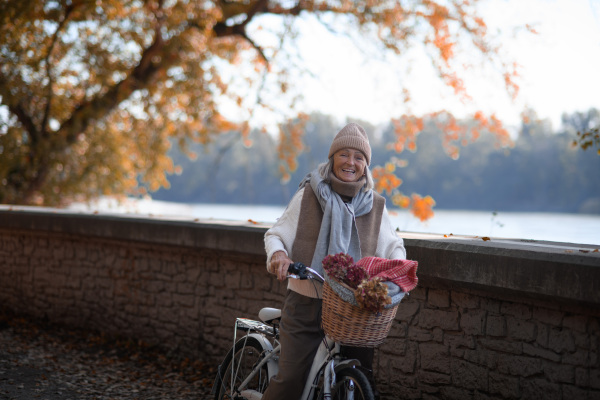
[299,169,374,274]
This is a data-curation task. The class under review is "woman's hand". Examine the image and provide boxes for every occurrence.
[269,251,293,281]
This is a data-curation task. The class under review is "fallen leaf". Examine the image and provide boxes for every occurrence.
[482,237,491,241]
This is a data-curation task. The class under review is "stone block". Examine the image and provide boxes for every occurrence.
[485,315,506,337]
[390,342,418,374]
[176,282,195,294]
[445,333,476,357]
[156,292,173,307]
[419,309,459,331]
[432,327,443,343]
[522,342,561,362]
[409,286,427,301]
[387,320,408,338]
[561,384,595,400]
[480,298,501,313]
[489,371,520,398]
[461,309,486,336]
[451,292,480,309]
[225,270,241,289]
[240,272,254,289]
[428,289,450,308]
[396,301,420,322]
[451,359,488,391]
[496,354,541,377]
[418,370,451,385]
[440,383,476,399]
[574,330,591,348]
[507,315,537,341]
[209,271,225,287]
[419,384,441,394]
[463,348,498,369]
[536,323,549,347]
[563,348,593,367]
[419,343,450,374]
[589,367,600,390]
[548,328,576,353]
[575,367,590,387]
[543,361,575,384]
[533,307,564,325]
[563,315,589,333]
[173,293,195,307]
[521,378,561,400]
[408,327,433,342]
[379,338,407,356]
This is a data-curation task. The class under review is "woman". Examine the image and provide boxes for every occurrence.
[263,122,407,400]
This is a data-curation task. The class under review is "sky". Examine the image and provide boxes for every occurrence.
[285,0,600,131]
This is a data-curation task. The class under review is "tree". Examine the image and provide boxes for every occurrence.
[564,109,600,156]
[0,0,520,218]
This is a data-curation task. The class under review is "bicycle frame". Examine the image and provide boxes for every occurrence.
[300,336,360,399]
[215,264,368,399]
[227,317,361,400]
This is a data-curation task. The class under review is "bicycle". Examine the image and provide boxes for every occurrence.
[211,262,375,400]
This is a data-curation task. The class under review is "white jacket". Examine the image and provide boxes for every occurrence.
[264,187,407,298]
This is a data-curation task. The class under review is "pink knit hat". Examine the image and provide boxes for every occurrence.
[328,123,371,165]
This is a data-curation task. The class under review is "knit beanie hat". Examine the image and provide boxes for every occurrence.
[328,123,371,165]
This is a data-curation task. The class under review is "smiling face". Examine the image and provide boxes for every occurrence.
[332,148,367,182]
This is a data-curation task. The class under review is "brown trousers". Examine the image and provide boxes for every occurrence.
[262,290,374,400]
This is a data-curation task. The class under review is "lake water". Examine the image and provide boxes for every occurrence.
[70,198,600,246]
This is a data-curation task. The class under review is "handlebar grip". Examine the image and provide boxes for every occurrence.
[288,262,308,279]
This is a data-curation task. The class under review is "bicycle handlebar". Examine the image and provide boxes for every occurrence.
[287,262,325,283]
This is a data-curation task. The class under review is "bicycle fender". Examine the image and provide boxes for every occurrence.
[247,333,279,380]
[334,358,361,373]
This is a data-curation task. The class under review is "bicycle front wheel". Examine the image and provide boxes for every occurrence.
[319,367,375,400]
[213,336,270,400]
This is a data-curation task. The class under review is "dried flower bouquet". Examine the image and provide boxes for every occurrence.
[322,253,392,313]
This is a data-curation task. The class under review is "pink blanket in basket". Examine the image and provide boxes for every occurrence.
[356,257,419,292]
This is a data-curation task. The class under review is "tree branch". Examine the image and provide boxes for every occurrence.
[213,0,270,62]
[41,2,79,139]
[59,24,167,145]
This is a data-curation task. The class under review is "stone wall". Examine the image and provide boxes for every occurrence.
[1,206,599,399]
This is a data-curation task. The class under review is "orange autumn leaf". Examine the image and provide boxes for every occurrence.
[410,194,436,222]
[372,165,403,195]
[390,115,424,154]
[392,193,411,209]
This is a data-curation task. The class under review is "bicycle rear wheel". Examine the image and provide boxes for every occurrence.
[318,367,374,400]
[213,336,270,400]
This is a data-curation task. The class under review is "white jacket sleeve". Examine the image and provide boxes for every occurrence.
[264,188,304,269]
[376,206,407,260]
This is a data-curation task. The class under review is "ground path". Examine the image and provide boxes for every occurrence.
[0,309,214,399]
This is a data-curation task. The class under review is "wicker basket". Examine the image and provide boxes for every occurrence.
[321,281,398,347]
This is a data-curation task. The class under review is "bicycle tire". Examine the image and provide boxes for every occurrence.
[317,366,375,400]
[213,335,270,400]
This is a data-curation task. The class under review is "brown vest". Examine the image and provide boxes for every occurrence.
[291,185,385,266]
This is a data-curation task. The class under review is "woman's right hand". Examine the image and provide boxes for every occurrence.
[269,251,293,281]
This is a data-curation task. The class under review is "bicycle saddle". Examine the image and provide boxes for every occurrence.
[258,307,281,324]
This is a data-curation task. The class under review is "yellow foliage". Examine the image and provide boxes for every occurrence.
[410,194,436,222]
[372,166,403,195]
[0,0,523,206]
